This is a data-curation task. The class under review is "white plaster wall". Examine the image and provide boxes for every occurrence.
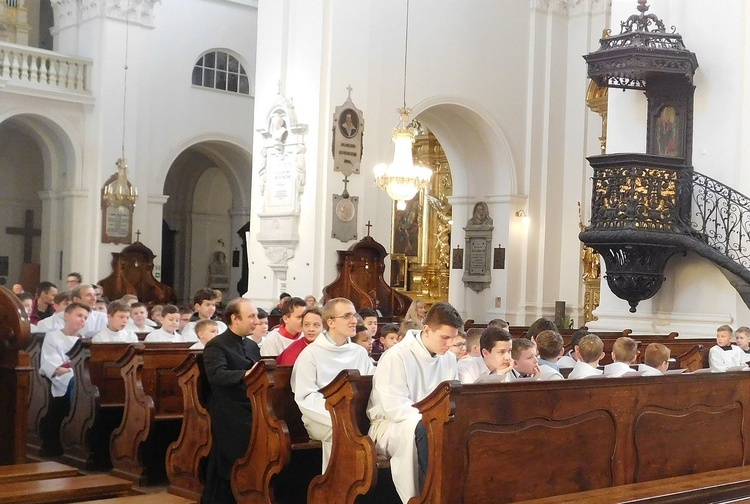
[249,0,609,322]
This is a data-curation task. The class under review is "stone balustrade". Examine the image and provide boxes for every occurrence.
[0,42,92,96]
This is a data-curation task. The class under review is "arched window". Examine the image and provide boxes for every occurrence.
[192,50,251,95]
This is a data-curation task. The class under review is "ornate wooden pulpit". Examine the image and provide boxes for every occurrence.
[0,285,32,464]
[98,241,177,306]
[322,236,412,318]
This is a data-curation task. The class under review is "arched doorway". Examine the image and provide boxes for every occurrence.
[411,101,520,322]
[0,114,76,290]
[162,141,251,303]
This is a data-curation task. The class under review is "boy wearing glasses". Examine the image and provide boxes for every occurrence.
[292,298,374,471]
[448,331,468,360]
[367,302,463,502]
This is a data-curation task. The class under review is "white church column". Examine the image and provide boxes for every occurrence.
[145,194,169,281]
[58,188,94,282]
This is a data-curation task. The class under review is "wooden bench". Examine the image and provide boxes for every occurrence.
[0,462,78,484]
[231,359,322,504]
[25,333,48,458]
[411,371,750,503]
[60,340,133,469]
[514,466,750,503]
[307,370,394,504]
[165,352,211,501]
[109,343,193,485]
[0,474,132,503]
[81,493,197,504]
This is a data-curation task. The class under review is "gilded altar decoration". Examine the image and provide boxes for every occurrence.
[579,202,600,323]
[390,130,452,302]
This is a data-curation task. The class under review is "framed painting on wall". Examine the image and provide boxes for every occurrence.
[391,194,423,260]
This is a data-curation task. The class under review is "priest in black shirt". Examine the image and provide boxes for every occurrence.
[202,296,261,503]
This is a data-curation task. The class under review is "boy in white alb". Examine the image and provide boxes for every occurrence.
[709,325,745,371]
[36,292,70,333]
[603,337,638,377]
[126,302,155,335]
[261,297,306,356]
[535,330,565,380]
[38,302,90,455]
[189,319,220,349]
[557,329,588,368]
[367,302,463,502]
[507,338,541,380]
[292,299,374,470]
[457,327,514,383]
[181,288,227,343]
[145,304,182,342]
[92,300,137,343]
[736,326,750,363]
[638,343,670,376]
[568,334,605,379]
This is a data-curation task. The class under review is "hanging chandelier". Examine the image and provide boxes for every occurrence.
[373,0,431,211]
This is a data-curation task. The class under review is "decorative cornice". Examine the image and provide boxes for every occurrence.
[51,0,160,31]
[533,0,610,15]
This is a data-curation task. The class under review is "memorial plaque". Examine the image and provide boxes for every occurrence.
[331,194,359,242]
[494,245,506,270]
[332,88,364,176]
[462,201,493,293]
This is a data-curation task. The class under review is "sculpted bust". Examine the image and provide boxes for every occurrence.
[467,201,493,226]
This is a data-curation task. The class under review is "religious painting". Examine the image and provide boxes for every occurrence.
[390,254,407,289]
[452,247,463,270]
[655,106,678,157]
[338,108,360,139]
[392,195,422,259]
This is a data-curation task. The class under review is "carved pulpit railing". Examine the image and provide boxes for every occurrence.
[581,153,750,312]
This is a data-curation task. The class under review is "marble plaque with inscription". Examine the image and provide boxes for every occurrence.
[331,194,359,242]
[462,201,493,293]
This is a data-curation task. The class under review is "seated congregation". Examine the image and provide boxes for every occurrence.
[9,275,750,504]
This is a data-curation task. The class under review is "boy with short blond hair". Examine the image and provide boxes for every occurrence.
[709,324,744,371]
[509,338,540,380]
[535,330,565,380]
[189,319,220,349]
[464,328,482,358]
[568,334,605,379]
[603,337,638,377]
[92,300,138,343]
[735,326,750,363]
[126,302,154,334]
[638,343,670,376]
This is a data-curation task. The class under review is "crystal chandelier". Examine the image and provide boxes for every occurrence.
[373,0,432,211]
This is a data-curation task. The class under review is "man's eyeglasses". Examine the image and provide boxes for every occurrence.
[452,342,466,348]
[331,313,356,320]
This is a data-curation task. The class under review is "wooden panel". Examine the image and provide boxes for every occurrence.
[81,494,196,504]
[0,462,77,484]
[514,466,750,504]
[633,404,745,482]
[25,334,48,457]
[411,372,750,504]
[165,353,211,502]
[0,474,132,503]
[463,412,616,503]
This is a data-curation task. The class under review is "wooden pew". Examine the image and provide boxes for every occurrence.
[109,343,192,485]
[25,333,49,458]
[0,474,132,503]
[231,359,322,504]
[412,371,750,503]
[672,344,708,372]
[0,286,33,465]
[307,370,395,504]
[165,352,211,501]
[0,462,77,484]
[60,340,132,469]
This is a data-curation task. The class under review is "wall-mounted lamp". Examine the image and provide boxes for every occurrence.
[515,209,530,225]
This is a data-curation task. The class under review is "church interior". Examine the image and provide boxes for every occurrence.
[3,0,750,502]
